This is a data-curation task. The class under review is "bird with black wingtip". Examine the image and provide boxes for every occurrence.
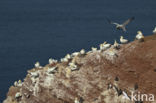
[107,17,135,32]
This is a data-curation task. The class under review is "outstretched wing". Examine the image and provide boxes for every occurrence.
[122,17,135,26]
[107,18,119,26]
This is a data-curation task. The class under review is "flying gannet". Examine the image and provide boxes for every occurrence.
[107,17,135,32]
[120,36,128,44]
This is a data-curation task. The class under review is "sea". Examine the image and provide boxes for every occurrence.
[0,0,156,102]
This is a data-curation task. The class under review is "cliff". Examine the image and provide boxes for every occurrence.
[3,34,156,103]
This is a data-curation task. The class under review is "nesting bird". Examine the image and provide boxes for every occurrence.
[30,72,39,78]
[74,97,80,103]
[100,41,111,51]
[60,58,68,62]
[15,92,22,99]
[80,49,86,55]
[72,52,80,57]
[65,54,71,60]
[113,40,120,49]
[91,47,97,52]
[69,62,78,71]
[47,67,57,74]
[35,62,42,68]
[14,81,18,87]
[49,58,58,64]
[153,27,156,34]
[136,31,144,42]
[120,36,128,44]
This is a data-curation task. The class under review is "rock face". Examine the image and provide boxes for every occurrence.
[3,34,156,103]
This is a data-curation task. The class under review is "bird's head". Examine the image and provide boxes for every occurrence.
[137,31,142,34]
[103,41,107,44]
[120,36,123,39]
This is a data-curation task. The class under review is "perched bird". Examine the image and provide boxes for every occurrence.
[35,62,42,68]
[74,97,80,103]
[80,49,85,55]
[49,58,58,64]
[153,27,156,33]
[120,36,128,44]
[113,40,120,49]
[136,31,144,42]
[15,92,22,99]
[72,52,80,57]
[65,54,71,59]
[91,47,97,52]
[107,17,135,32]
[102,42,111,50]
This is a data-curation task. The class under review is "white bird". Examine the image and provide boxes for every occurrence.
[120,36,128,44]
[136,31,144,41]
[153,27,156,33]
[60,58,68,62]
[74,97,80,103]
[69,62,78,71]
[35,62,42,68]
[47,67,57,74]
[80,49,85,55]
[65,54,71,59]
[107,17,135,32]
[72,52,80,57]
[14,81,18,87]
[15,92,22,99]
[91,47,97,52]
[113,40,120,49]
[101,42,111,51]
[30,72,39,78]
[49,58,57,64]
[49,58,53,64]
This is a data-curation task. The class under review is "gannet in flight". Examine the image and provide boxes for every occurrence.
[107,17,135,32]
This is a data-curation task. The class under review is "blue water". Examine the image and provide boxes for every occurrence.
[0,0,156,102]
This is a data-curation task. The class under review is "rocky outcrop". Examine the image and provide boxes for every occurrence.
[3,34,156,103]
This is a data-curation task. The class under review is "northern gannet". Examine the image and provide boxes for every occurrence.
[153,27,156,33]
[136,31,144,42]
[107,17,135,32]
[103,42,111,48]
[80,49,85,55]
[91,47,97,52]
[35,62,42,68]
[113,40,120,49]
[30,72,39,78]
[120,36,128,44]
[65,54,71,59]
[60,58,68,62]
[74,97,80,103]
[15,92,22,99]
[72,52,80,57]
[14,81,18,87]
[69,62,77,71]
[47,67,57,74]
[49,58,58,64]
[100,41,111,51]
